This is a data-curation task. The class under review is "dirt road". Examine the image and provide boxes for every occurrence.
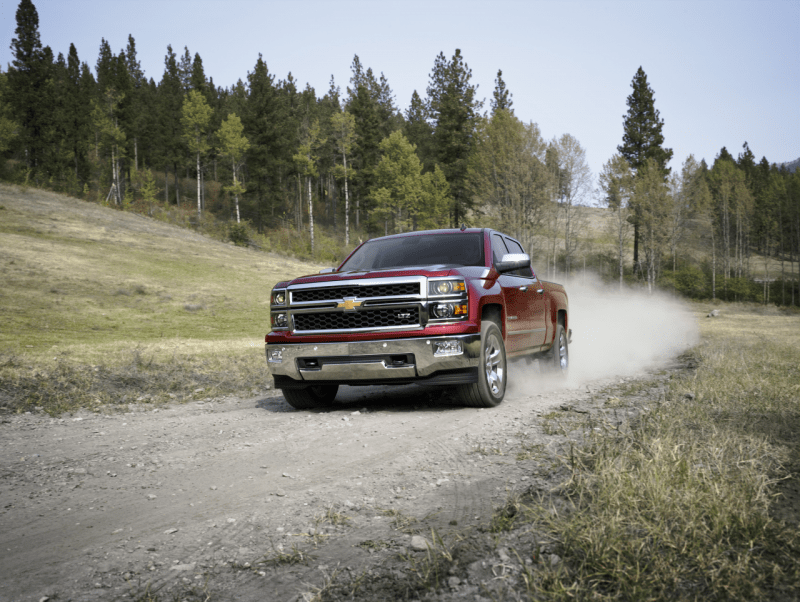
[0,368,655,602]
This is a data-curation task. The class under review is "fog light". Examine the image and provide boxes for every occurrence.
[433,340,463,357]
[432,303,454,319]
[267,348,283,363]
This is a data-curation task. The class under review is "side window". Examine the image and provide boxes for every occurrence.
[504,238,534,278]
[492,234,509,266]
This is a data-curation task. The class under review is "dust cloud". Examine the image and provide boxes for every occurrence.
[510,275,700,393]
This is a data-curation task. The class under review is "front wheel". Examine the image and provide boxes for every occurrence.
[457,321,507,407]
[281,384,339,410]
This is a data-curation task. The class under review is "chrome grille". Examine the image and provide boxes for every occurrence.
[293,306,420,332]
[291,282,420,303]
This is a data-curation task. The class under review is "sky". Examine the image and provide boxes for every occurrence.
[2,0,798,194]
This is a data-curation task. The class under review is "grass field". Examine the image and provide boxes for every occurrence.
[0,183,323,413]
[505,302,800,600]
[3,185,799,599]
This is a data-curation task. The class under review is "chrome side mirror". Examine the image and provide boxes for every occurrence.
[496,253,531,274]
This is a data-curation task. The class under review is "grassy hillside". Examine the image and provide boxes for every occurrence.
[0,184,323,413]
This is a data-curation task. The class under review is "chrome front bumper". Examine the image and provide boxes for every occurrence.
[266,334,481,382]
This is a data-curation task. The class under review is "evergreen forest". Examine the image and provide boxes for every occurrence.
[2,0,799,306]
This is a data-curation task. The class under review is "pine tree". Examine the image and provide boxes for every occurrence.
[124,35,147,172]
[618,67,672,173]
[345,55,400,231]
[7,0,52,177]
[373,130,424,233]
[617,66,673,272]
[404,90,433,172]
[190,53,214,104]
[0,69,21,158]
[314,77,343,230]
[426,49,482,226]
[95,38,115,93]
[178,46,193,93]
[62,43,92,186]
[373,131,450,234]
[157,45,184,204]
[490,69,513,115]
[245,55,293,229]
[737,142,756,185]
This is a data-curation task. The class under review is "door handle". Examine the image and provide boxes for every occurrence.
[536,288,544,294]
[519,286,529,292]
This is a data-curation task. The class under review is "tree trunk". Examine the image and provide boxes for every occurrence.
[711,229,716,301]
[296,177,302,232]
[618,209,624,291]
[330,173,337,229]
[343,152,350,246]
[233,161,241,224]
[307,176,314,254]
[174,164,180,206]
[196,152,202,218]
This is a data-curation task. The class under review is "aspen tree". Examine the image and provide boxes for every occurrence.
[331,109,356,245]
[181,89,213,217]
[293,118,321,253]
[599,154,634,290]
[217,113,249,223]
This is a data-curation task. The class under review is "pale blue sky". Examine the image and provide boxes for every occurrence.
[2,0,798,187]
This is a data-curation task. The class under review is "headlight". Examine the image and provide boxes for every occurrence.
[271,313,288,328]
[271,289,286,306]
[428,279,466,297]
[428,278,468,322]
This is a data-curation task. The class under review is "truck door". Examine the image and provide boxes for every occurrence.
[492,234,535,353]
[504,237,547,347]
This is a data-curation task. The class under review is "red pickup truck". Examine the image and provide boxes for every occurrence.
[266,228,570,409]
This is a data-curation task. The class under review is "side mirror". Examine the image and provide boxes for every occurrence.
[496,253,531,274]
[319,267,336,274]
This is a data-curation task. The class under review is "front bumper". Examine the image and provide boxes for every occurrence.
[266,334,481,383]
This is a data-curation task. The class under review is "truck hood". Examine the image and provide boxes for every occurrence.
[284,265,465,287]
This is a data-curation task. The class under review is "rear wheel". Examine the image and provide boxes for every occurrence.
[281,384,339,410]
[458,321,506,407]
[544,323,568,377]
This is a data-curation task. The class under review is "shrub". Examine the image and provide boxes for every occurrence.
[228,222,250,246]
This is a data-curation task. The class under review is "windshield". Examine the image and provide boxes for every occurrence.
[339,232,485,271]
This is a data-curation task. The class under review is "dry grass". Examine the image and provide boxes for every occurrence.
[0,184,322,414]
[517,303,800,601]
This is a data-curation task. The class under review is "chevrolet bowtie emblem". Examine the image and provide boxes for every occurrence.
[338,297,362,311]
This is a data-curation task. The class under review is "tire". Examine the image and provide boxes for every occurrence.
[544,323,569,377]
[281,384,339,410]
[457,321,507,407]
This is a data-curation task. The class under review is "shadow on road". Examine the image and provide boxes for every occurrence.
[255,383,463,414]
